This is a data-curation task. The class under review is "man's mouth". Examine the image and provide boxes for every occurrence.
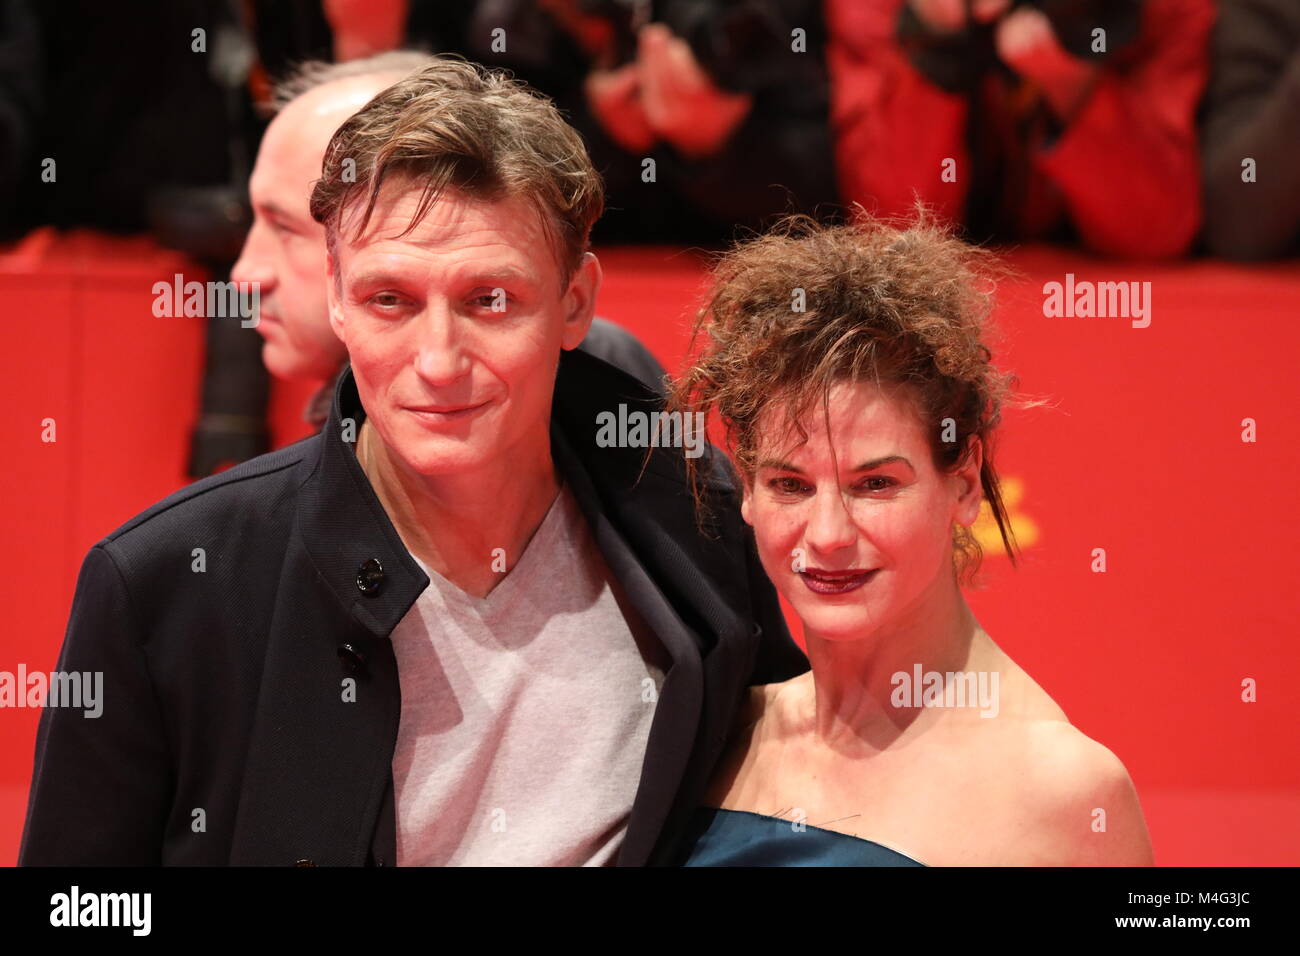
[404,401,491,422]
[799,567,879,595]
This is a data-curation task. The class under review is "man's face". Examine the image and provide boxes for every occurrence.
[231,86,371,381]
[327,183,599,478]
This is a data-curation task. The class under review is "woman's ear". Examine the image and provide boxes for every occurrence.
[953,435,985,527]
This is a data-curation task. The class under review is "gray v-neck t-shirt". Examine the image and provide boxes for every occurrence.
[389,483,669,865]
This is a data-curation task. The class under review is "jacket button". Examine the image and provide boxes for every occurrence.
[337,642,366,673]
[294,859,316,867]
[356,557,385,596]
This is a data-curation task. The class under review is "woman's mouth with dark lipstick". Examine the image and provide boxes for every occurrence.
[799,567,879,595]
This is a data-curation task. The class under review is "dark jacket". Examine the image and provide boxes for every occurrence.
[1200,0,1300,260]
[18,346,808,867]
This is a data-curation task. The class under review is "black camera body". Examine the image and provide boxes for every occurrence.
[579,0,812,92]
[898,0,1147,94]
[1029,0,1145,59]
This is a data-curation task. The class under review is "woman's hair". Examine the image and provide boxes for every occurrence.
[668,208,1035,585]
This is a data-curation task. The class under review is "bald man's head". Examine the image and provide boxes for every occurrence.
[232,55,435,382]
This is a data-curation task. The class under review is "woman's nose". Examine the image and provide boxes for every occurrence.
[803,487,858,554]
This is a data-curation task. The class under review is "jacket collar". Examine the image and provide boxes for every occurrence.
[295,364,432,640]
[295,349,746,653]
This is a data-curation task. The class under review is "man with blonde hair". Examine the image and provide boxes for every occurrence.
[234,51,665,426]
[20,57,806,867]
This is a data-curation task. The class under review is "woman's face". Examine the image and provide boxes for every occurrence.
[741,380,984,642]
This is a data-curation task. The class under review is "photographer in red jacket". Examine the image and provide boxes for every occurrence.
[827,0,1214,258]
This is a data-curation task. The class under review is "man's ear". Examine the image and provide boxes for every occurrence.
[953,435,985,527]
[740,478,754,527]
[325,252,346,341]
[560,252,602,350]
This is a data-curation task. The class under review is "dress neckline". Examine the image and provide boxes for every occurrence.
[704,806,928,866]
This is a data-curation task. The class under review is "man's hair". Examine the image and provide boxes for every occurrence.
[308,55,605,288]
[268,50,441,113]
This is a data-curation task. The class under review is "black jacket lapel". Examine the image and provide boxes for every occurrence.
[550,349,755,866]
[230,371,428,866]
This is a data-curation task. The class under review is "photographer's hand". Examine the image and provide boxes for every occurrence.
[585,62,659,154]
[908,0,1010,34]
[636,23,752,160]
[995,6,1099,123]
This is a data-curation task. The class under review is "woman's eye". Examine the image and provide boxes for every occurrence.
[769,476,808,495]
[859,476,896,492]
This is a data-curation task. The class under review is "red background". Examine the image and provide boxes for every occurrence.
[1,232,1297,865]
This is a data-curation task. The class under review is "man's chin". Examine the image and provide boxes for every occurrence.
[262,344,301,382]
[262,342,336,384]
[385,432,496,478]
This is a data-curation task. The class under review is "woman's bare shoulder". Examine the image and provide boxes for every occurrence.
[738,675,804,734]
[702,683,783,808]
[934,644,1151,863]
[975,636,1071,722]
[1010,721,1154,865]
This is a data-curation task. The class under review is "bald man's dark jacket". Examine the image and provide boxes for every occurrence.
[18,347,808,867]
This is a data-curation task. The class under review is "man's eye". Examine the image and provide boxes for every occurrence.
[471,292,510,311]
[368,293,405,309]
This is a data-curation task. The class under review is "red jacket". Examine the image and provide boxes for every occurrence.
[826,0,1215,258]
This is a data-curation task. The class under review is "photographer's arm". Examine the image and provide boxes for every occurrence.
[827,0,971,224]
[1029,0,1215,258]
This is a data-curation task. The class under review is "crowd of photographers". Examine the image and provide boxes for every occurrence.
[1,0,1295,476]
[2,0,1297,259]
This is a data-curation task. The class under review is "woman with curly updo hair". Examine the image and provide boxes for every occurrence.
[669,212,1153,866]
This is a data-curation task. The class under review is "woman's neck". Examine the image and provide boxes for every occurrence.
[791,571,988,755]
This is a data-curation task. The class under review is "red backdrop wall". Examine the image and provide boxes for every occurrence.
[1,233,1296,865]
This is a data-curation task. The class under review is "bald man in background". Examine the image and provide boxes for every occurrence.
[233,51,666,430]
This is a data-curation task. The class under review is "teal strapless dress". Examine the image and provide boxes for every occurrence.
[675,807,926,866]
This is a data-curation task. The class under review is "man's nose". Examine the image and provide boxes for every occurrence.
[804,487,859,555]
[412,303,470,385]
[230,223,276,291]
